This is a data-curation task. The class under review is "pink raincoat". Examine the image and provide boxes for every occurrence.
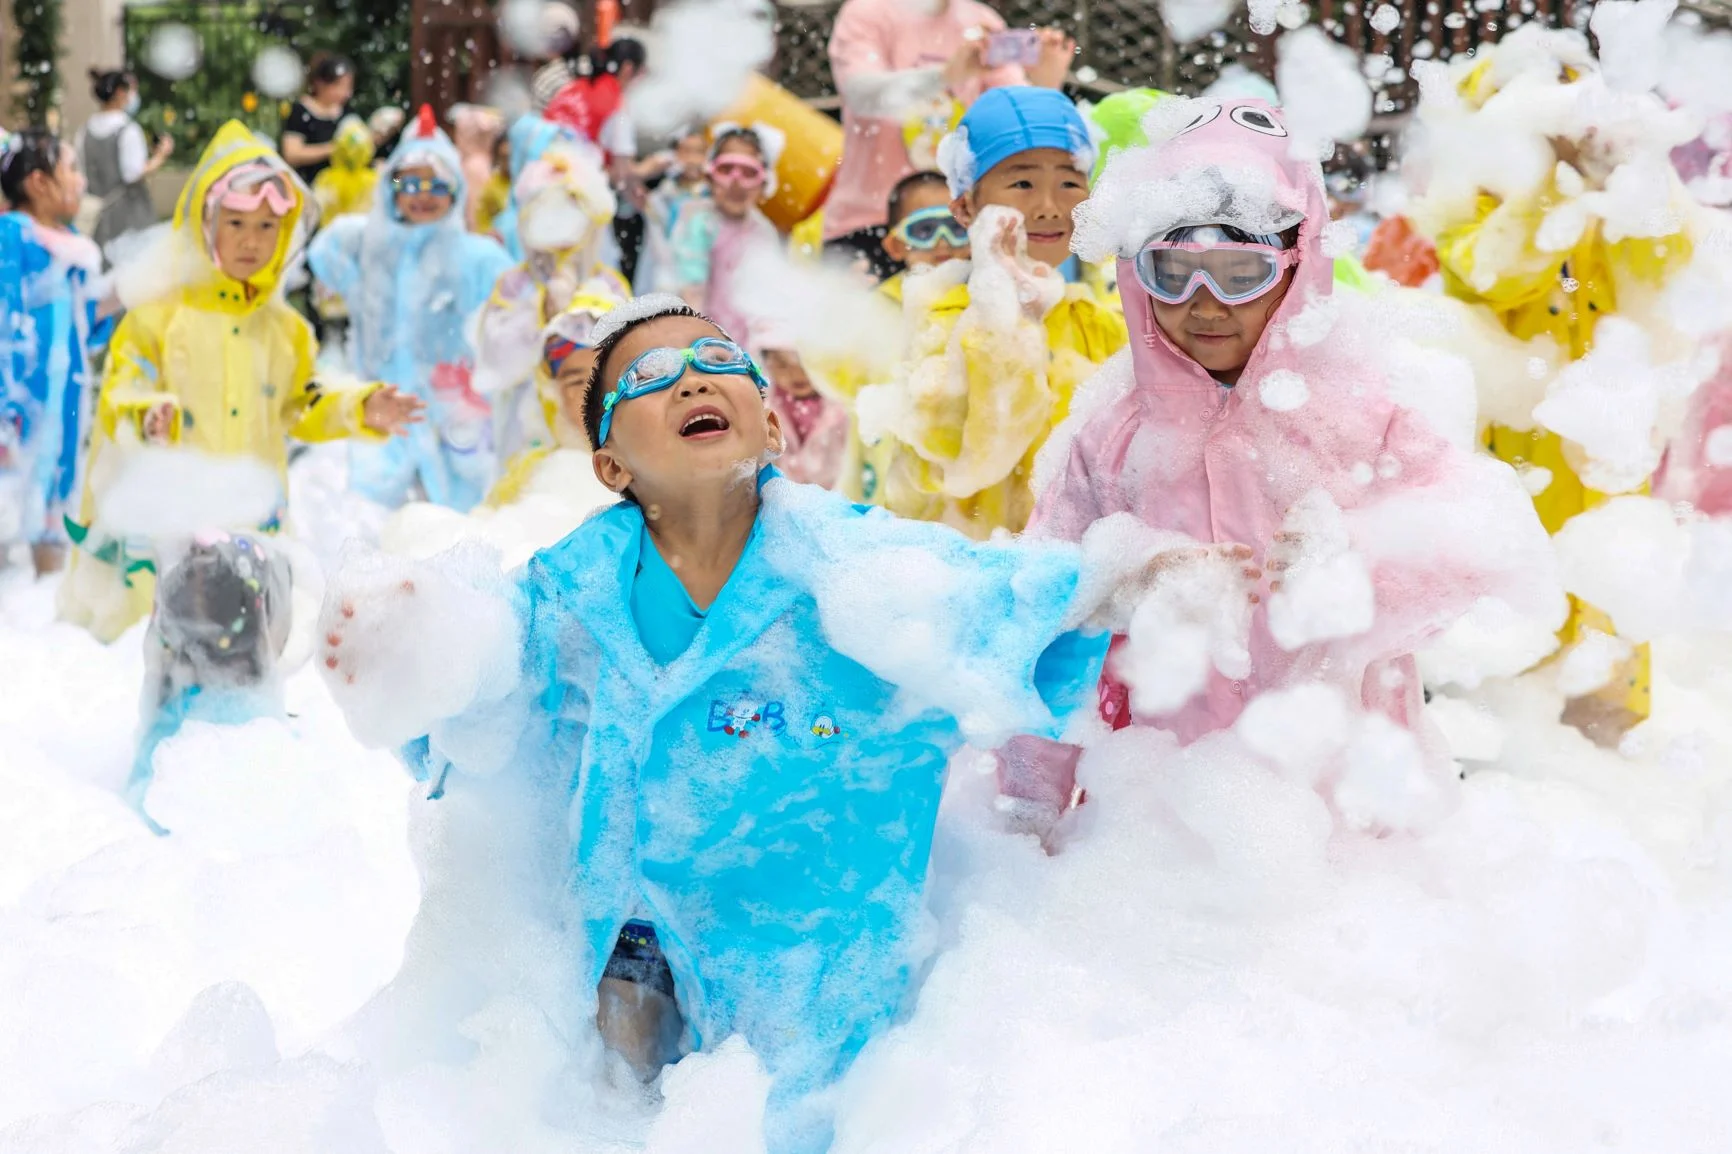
[1022,100,1555,776]
[1659,335,1732,517]
[768,383,851,489]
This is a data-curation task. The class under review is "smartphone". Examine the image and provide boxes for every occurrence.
[984,29,1042,69]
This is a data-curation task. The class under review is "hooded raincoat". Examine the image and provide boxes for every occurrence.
[310,116,378,223]
[61,122,382,641]
[1030,98,1557,749]
[309,109,515,512]
[0,215,111,550]
[375,471,1108,1153]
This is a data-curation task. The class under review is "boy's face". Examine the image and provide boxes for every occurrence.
[674,133,708,179]
[955,147,1088,268]
[394,163,455,225]
[593,314,784,498]
[26,147,86,226]
[761,348,815,397]
[1149,270,1295,385]
[709,140,767,219]
[556,345,599,432]
[213,203,283,282]
[884,180,967,270]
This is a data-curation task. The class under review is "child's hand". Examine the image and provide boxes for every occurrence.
[363,385,426,436]
[1026,28,1076,89]
[1266,530,1305,592]
[1087,542,1260,635]
[943,34,987,92]
[987,211,1057,320]
[142,401,178,445]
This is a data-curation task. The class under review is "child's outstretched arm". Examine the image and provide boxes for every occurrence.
[97,308,183,443]
[317,542,527,761]
[280,318,425,443]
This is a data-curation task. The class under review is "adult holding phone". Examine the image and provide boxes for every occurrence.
[825,0,1072,279]
[281,54,357,185]
[76,69,173,259]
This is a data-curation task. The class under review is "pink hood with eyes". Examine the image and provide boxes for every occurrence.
[1031,98,1558,746]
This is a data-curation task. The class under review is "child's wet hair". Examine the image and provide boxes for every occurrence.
[886,170,950,228]
[0,130,65,208]
[1164,222,1303,251]
[582,302,709,452]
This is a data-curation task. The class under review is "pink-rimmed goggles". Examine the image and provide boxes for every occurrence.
[209,166,295,217]
[707,155,766,187]
[1134,226,1299,306]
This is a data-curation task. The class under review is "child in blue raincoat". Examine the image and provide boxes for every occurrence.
[309,106,514,512]
[317,294,1255,1153]
[0,130,114,573]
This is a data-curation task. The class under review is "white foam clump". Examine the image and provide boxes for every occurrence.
[1556,629,1636,697]
[1589,0,1678,94]
[1554,496,1732,646]
[1369,3,1401,34]
[1158,0,1240,43]
[317,542,523,750]
[628,0,775,139]
[519,194,597,253]
[93,446,282,540]
[1658,17,1732,115]
[1266,490,1376,652]
[731,238,906,365]
[145,23,202,82]
[1257,368,1309,412]
[1275,26,1373,161]
[251,46,304,101]
[1533,316,1704,494]
[1118,545,1254,717]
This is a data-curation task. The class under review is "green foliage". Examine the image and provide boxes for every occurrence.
[120,0,411,160]
[15,0,64,127]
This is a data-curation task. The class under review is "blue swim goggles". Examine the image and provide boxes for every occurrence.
[598,337,767,447]
[892,205,969,250]
[393,174,455,198]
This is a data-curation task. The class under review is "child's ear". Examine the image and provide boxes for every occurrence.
[882,230,908,264]
[764,405,786,458]
[593,446,634,495]
[951,194,974,229]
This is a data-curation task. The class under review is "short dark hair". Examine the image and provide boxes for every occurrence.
[582,302,707,452]
[90,68,134,105]
[607,38,647,72]
[887,170,949,228]
[0,131,64,209]
[307,53,354,92]
[709,126,765,162]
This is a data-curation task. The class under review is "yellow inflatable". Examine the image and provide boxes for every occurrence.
[714,74,843,232]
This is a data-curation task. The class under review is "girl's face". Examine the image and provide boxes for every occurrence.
[313,73,355,108]
[393,163,455,225]
[593,314,783,499]
[1149,270,1295,385]
[956,147,1088,268]
[27,147,85,225]
[761,348,815,397]
[709,140,767,219]
[674,133,708,181]
[213,203,283,282]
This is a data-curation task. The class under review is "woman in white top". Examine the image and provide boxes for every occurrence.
[75,69,173,258]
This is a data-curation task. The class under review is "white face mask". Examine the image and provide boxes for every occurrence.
[125,91,141,116]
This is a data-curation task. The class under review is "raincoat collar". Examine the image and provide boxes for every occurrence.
[1112,98,1335,401]
[173,120,309,310]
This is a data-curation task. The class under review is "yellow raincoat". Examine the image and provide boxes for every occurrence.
[311,117,378,222]
[62,121,383,641]
[1429,61,1696,721]
[842,265,1126,536]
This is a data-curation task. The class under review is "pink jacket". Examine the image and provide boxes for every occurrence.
[769,384,851,489]
[1659,336,1732,517]
[825,0,1022,238]
[1030,100,1556,745]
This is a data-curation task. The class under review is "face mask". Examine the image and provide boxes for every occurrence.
[125,92,141,117]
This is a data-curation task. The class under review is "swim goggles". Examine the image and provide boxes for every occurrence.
[209,164,295,216]
[1134,226,1299,305]
[597,337,766,447]
[393,174,455,198]
[707,155,766,187]
[892,205,968,250]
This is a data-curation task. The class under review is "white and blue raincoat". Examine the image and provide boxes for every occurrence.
[0,215,111,548]
[400,471,1108,1153]
[308,118,513,511]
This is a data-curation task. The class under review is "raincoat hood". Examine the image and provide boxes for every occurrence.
[377,105,466,223]
[508,115,583,186]
[172,120,311,299]
[1074,97,1331,396]
[330,115,376,173]
[513,141,616,258]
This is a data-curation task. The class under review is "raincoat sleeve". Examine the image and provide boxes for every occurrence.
[281,316,387,444]
[471,266,542,396]
[307,215,367,303]
[670,208,718,303]
[829,0,1021,117]
[97,305,183,440]
[1027,426,1107,543]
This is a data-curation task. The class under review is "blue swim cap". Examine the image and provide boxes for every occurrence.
[939,86,1097,198]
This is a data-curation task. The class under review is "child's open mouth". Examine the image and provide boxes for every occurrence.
[679,406,732,439]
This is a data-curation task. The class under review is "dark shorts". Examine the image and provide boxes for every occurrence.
[602,919,677,999]
[824,225,899,283]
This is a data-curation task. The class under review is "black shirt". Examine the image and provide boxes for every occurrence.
[282,99,343,184]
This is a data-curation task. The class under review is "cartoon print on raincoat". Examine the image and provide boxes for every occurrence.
[308,107,515,512]
[364,471,1109,1154]
[0,212,112,551]
[60,121,384,642]
[1031,97,1561,752]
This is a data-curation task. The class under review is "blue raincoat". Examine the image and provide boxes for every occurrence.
[308,120,514,511]
[0,214,112,546]
[494,116,582,262]
[410,470,1107,1152]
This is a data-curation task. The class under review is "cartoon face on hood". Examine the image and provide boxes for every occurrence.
[330,115,376,173]
[173,120,311,295]
[514,140,617,255]
[1073,98,1332,388]
[375,105,466,226]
